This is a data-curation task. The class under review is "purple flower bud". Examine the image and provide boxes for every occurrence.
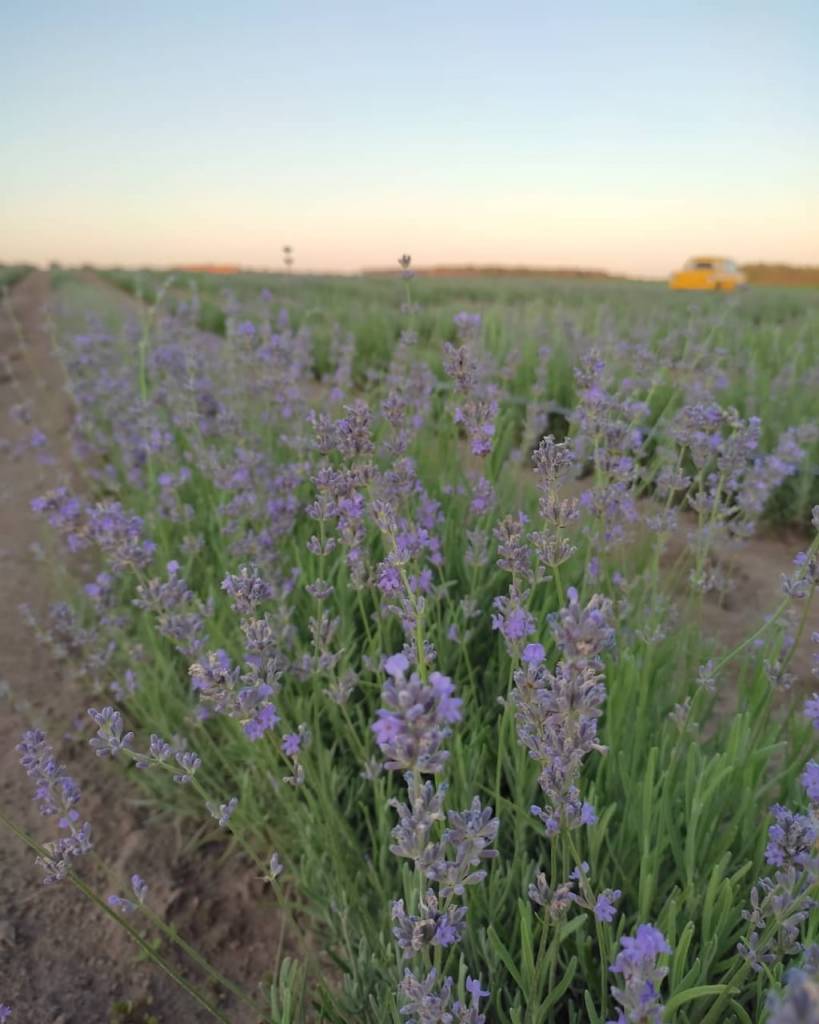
[765,804,816,869]
[522,643,545,666]
[267,852,283,880]
[173,750,202,784]
[88,707,134,758]
[767,966,819,1024]
[131,874,148,903]
[281,733,302,757]
[207,797,238,829]
[107,893,137,913]
[805,693,819,730]
[384,652,410,678]
[803,761,819,804]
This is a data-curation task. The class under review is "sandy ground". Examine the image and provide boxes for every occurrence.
[0,272,288,1024]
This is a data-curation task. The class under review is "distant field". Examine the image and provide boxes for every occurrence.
[97,265,819,526]
[19,261,817,1022]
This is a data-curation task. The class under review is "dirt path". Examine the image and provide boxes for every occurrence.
[0,272,284,1023]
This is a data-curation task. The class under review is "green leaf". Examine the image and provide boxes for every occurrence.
[664,983,732,1014]
[538,956,578,1017]
[670,921,695,991]
[728,999,753,1024]
[488,925,524,989]
[583,989,603,1024]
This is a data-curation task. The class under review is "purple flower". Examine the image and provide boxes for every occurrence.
[739,867,815,973]
[135,733,173,769]
[372,658,462,774]
[107,893,137,914]
[442,337,499,458]
[491,585,536,652]
[0,1004,11,1022]
[88,707,134,758]
[376,563,402,594]
[511,648,607,835]
[550,587,615,666]
[399,967,488,1024]
[87,500,156,571]
[134,565,207,658]
[767,966,819,1023]
[433,914,461,947]
[569,861,590,881]
[465,977,489,1001]
[522,643,545,666]
[609,924,671,1024]
[424,796,500,898]
[243,703,280,740]
[391,892,467,958]
[281,733,302,757]
[805,693,819,730]
[31,487,87,551]
[385,652,411,677]
[802,761,819,803]
[765,804,816,869]
[172,750,202,784]
[190,649,279,740]
[207,797,238,829]
[17,729,92,883]
[594,889,622,923]
[131,874,148,903]
[453,311,482,339]
[221,565,273,616]
[389,776,448,862]
[528,871,577,919]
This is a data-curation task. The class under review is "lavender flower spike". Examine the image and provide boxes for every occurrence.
[767,966,819,1023]
[372,655,462,774]
[608,923,671,1024]
[17,729,93,884]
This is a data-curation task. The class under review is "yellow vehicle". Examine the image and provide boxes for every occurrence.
[669,257,747,292]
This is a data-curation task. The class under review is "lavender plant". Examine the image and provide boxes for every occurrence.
[3,263,819,1023]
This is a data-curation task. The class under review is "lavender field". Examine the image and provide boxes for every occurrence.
[2,263,819,1023]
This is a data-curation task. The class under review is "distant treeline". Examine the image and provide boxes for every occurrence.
[62,261,819,288]
[740,264,819,287]
[371,263,819,286]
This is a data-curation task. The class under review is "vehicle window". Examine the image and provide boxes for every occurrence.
[692,261,714,270]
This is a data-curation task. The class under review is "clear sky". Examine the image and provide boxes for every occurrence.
[1,1,817,276]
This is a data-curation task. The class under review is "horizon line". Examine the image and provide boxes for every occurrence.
[6,258,819,281]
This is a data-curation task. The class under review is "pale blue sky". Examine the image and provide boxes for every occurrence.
[1,1,817,275]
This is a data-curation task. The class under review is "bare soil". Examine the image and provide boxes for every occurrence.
[0,272,293,1024]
